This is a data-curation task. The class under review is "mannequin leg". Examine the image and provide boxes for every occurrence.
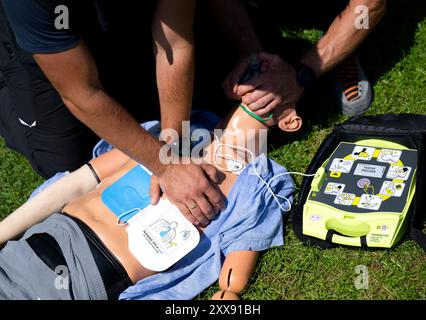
[211,250,259,300]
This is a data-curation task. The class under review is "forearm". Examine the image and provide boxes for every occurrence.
[155,45,194,135]
[152,0,197,135]
[301,0,387,76]
[62,89,165,175]
[34,43,165,176]
[208,0,262,57]
[0,165,97,245]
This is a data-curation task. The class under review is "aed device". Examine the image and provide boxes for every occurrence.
[101,164,200,271]
[303,139,417,248]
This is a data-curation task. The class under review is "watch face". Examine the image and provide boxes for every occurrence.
[297,67,316,89]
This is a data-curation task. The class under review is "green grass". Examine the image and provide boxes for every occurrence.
[281,27,323,44]
[0,139,43,220]
[1,2,425,300]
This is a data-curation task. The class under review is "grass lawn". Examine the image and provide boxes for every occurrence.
[0,0,425,300]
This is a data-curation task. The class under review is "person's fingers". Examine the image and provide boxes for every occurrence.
[232,60,249,86]
[193,195,216,222]
[175,202,199,226]
[204,183,226,212]
[253,98,281,117]
[149,176,161,205]
[186,199,210,226]
[223,59,250,100]
[223,76,238,100]
[247,93,276,113]
[236,77,262,97]
[201,164,226,210]
[241,88,269,106]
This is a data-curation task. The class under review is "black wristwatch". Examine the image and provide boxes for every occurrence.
[294,61,316,90]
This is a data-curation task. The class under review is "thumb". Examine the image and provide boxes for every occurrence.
[258,51,275,62]
[150,175,162,205]
[233,58,250,82]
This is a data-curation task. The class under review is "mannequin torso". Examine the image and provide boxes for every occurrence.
[63,107,266,283]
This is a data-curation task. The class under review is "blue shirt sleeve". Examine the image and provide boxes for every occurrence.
[2,0,80,53]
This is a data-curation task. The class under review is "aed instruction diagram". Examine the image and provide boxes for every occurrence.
[309,142,417,214]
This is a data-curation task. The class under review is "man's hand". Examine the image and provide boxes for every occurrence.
[150,163,226,226]
[222,57,251,101]
[225,52,305,117]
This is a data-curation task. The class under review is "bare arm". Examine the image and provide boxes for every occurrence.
[209,0,264,101]
[301,0,387,76]
[153,0,196,134]
[149,0,226,226]
[208,0,262,58]
[33,42,166,176]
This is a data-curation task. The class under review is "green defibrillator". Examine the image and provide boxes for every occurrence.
[302,139,417,248]
[292,115,426,251]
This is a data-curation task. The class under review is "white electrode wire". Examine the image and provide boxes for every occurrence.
[267,172,318,187]
[213,138,250,173]
[211,132,318,212]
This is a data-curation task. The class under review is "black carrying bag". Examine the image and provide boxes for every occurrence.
[291,114,426,252]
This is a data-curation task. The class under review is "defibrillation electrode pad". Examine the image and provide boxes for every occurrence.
[101,164,200,271]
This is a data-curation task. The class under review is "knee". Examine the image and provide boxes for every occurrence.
[218,251,259,294]
[219,268,250,294]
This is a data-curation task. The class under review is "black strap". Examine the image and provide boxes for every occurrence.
[360,236,368,248]
[409,228,426,253]
[26,233,75,299]
[325,230,334,242]
[87,162,101,184]
[26,233,67,272]
[326,230,368,248]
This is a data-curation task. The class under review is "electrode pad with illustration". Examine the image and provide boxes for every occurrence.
[101,164,200,271]
[126,198,200,272]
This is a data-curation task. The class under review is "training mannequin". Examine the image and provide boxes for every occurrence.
[0,104,301,300]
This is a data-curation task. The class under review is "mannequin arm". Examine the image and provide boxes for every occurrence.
[0,165,98,245]
[211,250,259,300]
[89,148,131,182]
[0,149,130,246]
